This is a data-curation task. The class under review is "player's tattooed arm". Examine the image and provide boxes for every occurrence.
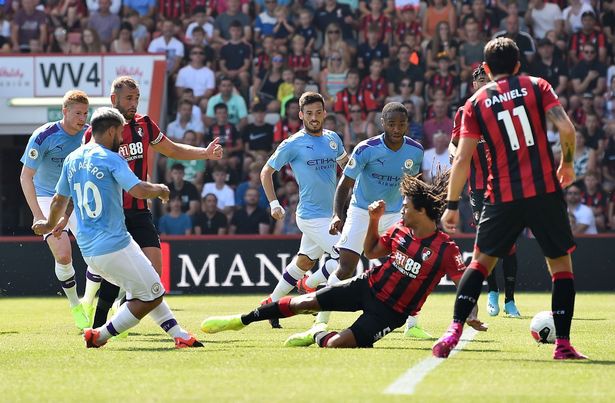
[546,105,576,165]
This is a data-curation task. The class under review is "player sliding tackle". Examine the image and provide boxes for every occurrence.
[33,107,203,349]
[201,172,486,348]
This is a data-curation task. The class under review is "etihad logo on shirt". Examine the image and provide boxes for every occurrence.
[393,250,422,279]
[307,158,336,170]
[484,88,528,108]
[371,173,402,187]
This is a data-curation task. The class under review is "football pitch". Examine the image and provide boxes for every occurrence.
[1,293,613,402]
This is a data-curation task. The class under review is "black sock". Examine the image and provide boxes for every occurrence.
[486,269,498,293]
[453,266,486,323]
[241,296,294,325]
[552,274,575,340]
[503,254,518,303]
[315,331,338,347]
[93,280,120,328]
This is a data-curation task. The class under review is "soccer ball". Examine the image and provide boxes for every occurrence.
[530,311,555,344]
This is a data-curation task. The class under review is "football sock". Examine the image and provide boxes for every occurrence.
[93,280,120,328]
[305,256,338,289]
[551,272,575,340]
[453,262,487,323]
[315,273,341,324]
[314,331,338,347]
[486,269,498,293]
[83,268,102,305]
[148,301,190,339]
[97,304,140,344]
[55,262,80,307]
[270,262,306,301]
[241,296,294,325]
[503,254,518,303]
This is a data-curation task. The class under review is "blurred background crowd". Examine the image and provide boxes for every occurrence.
[3,0,615,235]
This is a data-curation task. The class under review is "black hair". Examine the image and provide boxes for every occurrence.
[472,64,486,82]
[400,170,450,222]
[484,37,519,76]
[90,107,125,136]
[298,92,324,112]
[171,163,185,171]
[252,102,266,113]
[230,20,243,29]
[214,103,228,112]
[382,102,409,121]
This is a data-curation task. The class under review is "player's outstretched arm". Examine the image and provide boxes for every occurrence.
[32,193,69,235]
[20,166,45,222]
[330,175,355,235]
[364,200,388,259]
[260,164,285,220]
[128,182,170,203]
[546,105,577,188]
[152,136,223,161]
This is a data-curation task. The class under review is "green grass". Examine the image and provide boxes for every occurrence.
[1,293,613,402]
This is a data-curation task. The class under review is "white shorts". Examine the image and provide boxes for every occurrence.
[83,239,164,302]
[336,205,401,254]
[37,196,79,239]
[296,216,340,261]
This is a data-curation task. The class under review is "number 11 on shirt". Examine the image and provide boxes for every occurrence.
[497,106,535,151]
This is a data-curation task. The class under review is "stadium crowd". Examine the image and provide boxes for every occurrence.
[4,0,615,234]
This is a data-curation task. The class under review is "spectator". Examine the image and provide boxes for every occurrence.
[213,0,251,43]
[602,124,615,192]
[123,0,156,18]
[47,0,87,34]
[272,5,294,52]
[49,27,70,54]
[273,193,301,234]
[460,0,497,40]
[320,22,352,68]
[254,35,275,77]
[277,69,295,105]
[319,50,349,105]
[280,76,306,118]
[574,131,597,182]
[427,52,459,104]
[494,13,536,70]
[566,184,598,234]
[206,103,243,159]
[425,21,459,76]
[296,8,317,54]
[86,0,122,15]
[583,113,606,153]
[235,162,268,210]
[287,35,311,81]
[529,38,569,97]
[524,0,564,40]
[158,196,193,235]
[459,21,486,82]
[252,51,284,112]
[582,171,608,231]
[344,104,377,149]
[193,193,228,235]
[11,0,47,52]
[166,130,206,188]
[185,6,214,44]
[110,21,135,53]
[422,0,456,41]
[205,76,248,130]
[186,26,215,64]
[359,0,392,44]
[219,20,252,95]
[125,9,147,51]
[315,0,356,48]
[602,0,615,57]
[333,68,379,125]
[421,130,451,183]
[254,0,277,40]
[357,24,390,76]
[147,19,184,76]
[167,163,200,216]
[387,77,424,120]
[80,28,106,53]
[569,11,607,65]
[402,100,424,143]
[393,6,422,52]
[422,99,452,149]
[274,98,301,145]
[571,43,607,97]
[175,45,215,108]
[201,164,235,216]
[87,0,120,47]
[243,103,274,154]
[361,59,388,108]
[563,0,594,34]
[385,44,424,104]
[229,188,271,235]
[166,100,205,142]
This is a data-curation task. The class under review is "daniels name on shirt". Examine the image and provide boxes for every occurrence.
[484,87,528,108]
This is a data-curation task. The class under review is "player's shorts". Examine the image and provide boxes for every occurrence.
[124,209,160,249]
[477,191,575,259]
[469,190,486,225]
[316,274,407,347]
[296,216,340,261]
[83,239,164,302]
[37,196,78,240]
[336,205,400,255]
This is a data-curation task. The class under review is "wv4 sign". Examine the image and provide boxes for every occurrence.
[36,56,102,96]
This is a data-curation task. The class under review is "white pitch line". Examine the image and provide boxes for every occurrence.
[384,328,479,395]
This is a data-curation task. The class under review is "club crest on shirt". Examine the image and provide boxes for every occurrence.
[137,127,144,137]
[28,149,38,160]
[347,157,356,168]
[151,283,162,294]
[329,140,337,150]
[404,159,414,170]
[421,247,433,262]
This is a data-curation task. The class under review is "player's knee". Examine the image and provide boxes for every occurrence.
[290,294,320,314]
[55,255,72,266]
[296,254,316,271]
[322,334,349,348]
[336,263,354,280]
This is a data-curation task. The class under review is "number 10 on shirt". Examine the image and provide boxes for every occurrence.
[74,181,103,219]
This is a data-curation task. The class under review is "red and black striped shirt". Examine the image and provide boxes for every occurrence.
[461,75,561,203]
[85,114,166,210]
[368,224,465,316]
[570,30,606,60]
[159,0,188,19]
[360,76,387,104]
[452,107,489,191]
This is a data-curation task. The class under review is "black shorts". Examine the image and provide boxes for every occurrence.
[124,209,160,249]
[476,191,575,259]
[315,274,407,347]
[469,189,486,225]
